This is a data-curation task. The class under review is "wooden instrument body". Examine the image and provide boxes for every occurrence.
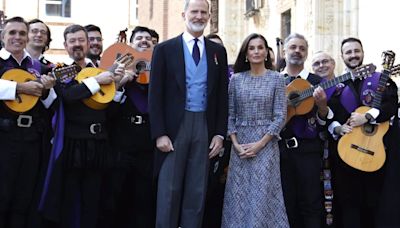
[286,78,315,122]
[337,106,389,172]
[100,43,152,85]
[75,68,116,110]
[2,69,39,113]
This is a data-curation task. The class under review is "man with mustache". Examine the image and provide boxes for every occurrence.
[0,16,56,228]
[105,25,156,228]
[39,24,125,228]
[327,37,399,228]
[279,33,332,228]
[129,26,154,51]
[149,0,228,227]
[26,19,53,67]
[84,24,103,67]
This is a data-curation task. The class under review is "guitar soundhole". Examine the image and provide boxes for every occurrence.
[288,92,300,107]
[363,123,376,135]
[136,61,146,73]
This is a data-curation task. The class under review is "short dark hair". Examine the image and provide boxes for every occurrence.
[129,26,151,43]
[233,33,273,73]
[28,19,52,53]
[84,24,102,35]
[2,16,29,34]
[149,29,159,42]
[341,37,363,54]
[63,24,87,41]
[1,17,29,47]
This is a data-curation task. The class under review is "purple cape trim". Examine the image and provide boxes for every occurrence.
[38,100,65,210]
[339,86,359,113]
[360,72,380,106]
[125,83,148,113]
[290,115,318,139]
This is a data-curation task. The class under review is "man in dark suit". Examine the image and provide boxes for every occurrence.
[279,33,331,228]
[148,0,228,227]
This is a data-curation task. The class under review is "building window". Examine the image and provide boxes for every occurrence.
[245,0,262,17]
[281,9,291,39]
[45,0,71,17]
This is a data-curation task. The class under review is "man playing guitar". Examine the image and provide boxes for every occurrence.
[0,16,56,228]
[39,24,126,228]
[328,37,398,227]
[105,25,156,228]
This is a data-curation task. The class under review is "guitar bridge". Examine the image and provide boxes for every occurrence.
[351,144,374,156]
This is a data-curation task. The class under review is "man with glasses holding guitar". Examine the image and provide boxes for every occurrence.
[0,16,56,228]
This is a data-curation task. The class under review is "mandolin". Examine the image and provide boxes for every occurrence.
[75,52,133,110]
[2,65,79,113]
[338,51,396,172]
[286,64,376,123]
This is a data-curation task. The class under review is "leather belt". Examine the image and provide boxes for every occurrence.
[0,115,34,129]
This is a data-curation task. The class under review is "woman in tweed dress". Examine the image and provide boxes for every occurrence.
[222,34,289,228]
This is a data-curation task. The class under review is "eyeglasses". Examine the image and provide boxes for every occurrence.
[30,29,47,35]
[88,37,103,42]
[312,59,330,68]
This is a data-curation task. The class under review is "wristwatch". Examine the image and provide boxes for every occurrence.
[365,113,374,122]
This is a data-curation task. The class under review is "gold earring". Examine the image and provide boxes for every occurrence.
[245,56,248,62]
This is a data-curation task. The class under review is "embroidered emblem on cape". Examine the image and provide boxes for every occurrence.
[362,88,375,106]
[27,67,41,79]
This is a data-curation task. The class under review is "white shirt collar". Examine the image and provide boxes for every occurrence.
[182,32,205,58]
[64,57,95,67]
[0,48,32,65]
[282,68,310,79]
[182,31,205,46]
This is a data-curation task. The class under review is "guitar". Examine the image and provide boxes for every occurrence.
[100,42,152,85]
[338,50,396,172]
[2,65,79,113]
[286,64,376,123]
[75,52,133,110]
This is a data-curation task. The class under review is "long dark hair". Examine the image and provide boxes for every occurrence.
[233,33,273,73]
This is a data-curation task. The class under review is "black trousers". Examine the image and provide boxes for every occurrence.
[0,130,42,228]
[59,169,102,228]
[279,138,324,228]
[104,154,155,228]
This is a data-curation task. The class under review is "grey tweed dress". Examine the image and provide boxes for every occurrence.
[222,70,289,228]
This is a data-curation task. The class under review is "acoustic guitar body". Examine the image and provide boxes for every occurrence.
[75,68,116,110]
[100,43,152,85]
[338,106,389,172]
[286,78,315,122]
[2,69,39,113]
[99,43,136,70]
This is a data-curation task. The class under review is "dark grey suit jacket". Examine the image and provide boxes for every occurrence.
[149,34,229,174]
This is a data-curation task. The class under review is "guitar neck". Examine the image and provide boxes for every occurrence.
[371,69,390,109]
[299,72,352,100]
